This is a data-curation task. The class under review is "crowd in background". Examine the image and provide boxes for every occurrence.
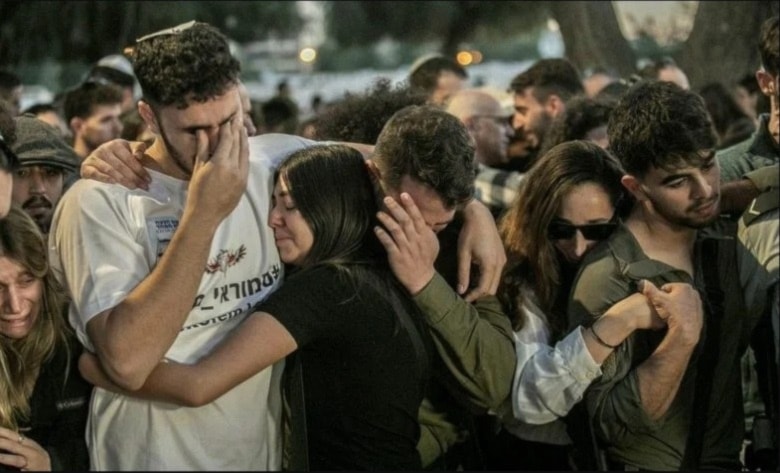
[0,13,777,472]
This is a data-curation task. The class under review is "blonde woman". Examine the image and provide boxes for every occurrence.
[0,206,90,471]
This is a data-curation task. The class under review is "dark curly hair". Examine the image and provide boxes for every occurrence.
[313,78,427,144]
[607,80,716,177]
[538,95,615,156]
[131,22,240,109]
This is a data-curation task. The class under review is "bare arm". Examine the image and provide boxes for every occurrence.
[634,281,702,420]
[81,311,297,406]
[85,118,249,390]
[569,259,703,442]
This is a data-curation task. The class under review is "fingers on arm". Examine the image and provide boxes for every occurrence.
[83,143,145,188]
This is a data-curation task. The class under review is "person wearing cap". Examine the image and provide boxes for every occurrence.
[10,114,79,234]
[408,53,468,107]
[87,54,138,114]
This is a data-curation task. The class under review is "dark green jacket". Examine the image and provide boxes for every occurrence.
[717,114,779,183]
[567,223,757,470]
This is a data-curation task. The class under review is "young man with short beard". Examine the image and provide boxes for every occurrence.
[567,80,756,470]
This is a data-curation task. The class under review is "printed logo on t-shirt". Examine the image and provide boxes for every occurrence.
[206,244,247,275]
[147,217,179,258]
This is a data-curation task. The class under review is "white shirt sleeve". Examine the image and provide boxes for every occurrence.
[49,179,160,344]
[511,290,602,425]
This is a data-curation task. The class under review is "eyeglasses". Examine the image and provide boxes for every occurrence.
[547,219,617,241]
[473,114,511,126]
[136,20,197,43]
[0,132,20,172]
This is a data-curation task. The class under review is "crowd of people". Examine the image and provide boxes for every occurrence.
[0,14,777,472]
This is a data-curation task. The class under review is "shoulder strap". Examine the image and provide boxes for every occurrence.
[680,238,725,469]
[741,187,780,227]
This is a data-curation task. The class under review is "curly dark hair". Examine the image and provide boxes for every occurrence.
[538,95,615,156]
[607,80,716,177]
[373,104,476,209]
[131,22,240,109]
[313,78,427,144]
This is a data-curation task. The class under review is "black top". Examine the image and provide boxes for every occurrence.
[260,264,427,470]
[24,335,92,471]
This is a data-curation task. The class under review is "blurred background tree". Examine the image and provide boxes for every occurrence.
[0,1,777,93]
[323,0,778,88]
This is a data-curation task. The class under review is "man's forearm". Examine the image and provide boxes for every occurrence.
[89,209,221,390]
[635,328,696,420]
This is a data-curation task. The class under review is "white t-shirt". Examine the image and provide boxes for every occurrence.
[49,133,316,471]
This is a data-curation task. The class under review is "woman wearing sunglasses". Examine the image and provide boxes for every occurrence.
[376,139,684,470]
[490,140,672,469]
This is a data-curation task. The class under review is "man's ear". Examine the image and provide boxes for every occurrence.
[621,174,646,201]
[544,94,565,118]
[463,116,479,133]
[756,70,777,97]
[69,117,83,135]
[138,101,161,135]
[364,159,388,205]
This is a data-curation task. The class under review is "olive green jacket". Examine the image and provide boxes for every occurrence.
[567,223,757,470]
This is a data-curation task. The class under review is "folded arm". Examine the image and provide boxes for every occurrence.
[376,193,514,412]
[80,311,297,406]
[568,260,702,444]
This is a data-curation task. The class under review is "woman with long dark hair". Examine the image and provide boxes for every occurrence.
[376,140,688,470]
[80,145,430,470]
[486,141,667,468]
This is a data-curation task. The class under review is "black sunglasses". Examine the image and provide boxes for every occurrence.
[0,133,20,172]
[547,219,617,241]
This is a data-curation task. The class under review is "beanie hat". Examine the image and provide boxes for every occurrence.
[10,114,80,172]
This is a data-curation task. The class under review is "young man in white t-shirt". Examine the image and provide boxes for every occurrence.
[48,21,316,470]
